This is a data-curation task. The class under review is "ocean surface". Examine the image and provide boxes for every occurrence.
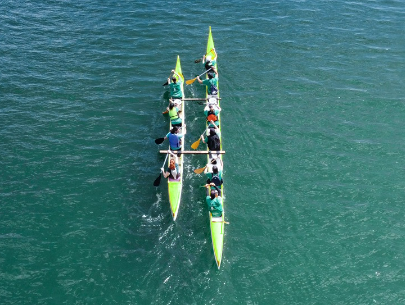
[1,1,405,304]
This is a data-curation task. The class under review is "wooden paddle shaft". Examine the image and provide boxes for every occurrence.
[160,150,225,154]
[183,98,221,101]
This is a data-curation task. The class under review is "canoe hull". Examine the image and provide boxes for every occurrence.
[205,27,225,269]
[167,55,184,221]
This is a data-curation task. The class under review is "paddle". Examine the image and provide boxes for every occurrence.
[162,100,170,114]
[162,72,172,86]
[153,152,169,186]
[162,98,175,114]
[186,68,212,85]
[190,129,206,150]
[212,220,230,224]
[194,155,219,174]
[194,165,207,174]
[155,137,165,145]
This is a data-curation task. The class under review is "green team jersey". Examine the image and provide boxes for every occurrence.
[206,196,223,217]
[202,77,218,95]
[170,80,183,98]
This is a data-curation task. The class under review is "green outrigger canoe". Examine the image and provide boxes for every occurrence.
[167,55,185,221]
[203,27,225,269]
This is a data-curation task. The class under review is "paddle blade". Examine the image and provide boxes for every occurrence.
[194,166,206,174]
[186,78,196,85]
[195,58,202,63]
[191,138,201,150]
[153,173,162,186]
[162,81,168,86]
[155,138,165,145]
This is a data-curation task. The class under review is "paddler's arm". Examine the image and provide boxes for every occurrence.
[163,104,169,114]
[172,69,180,79]
[161,167,169,178]
[196,76,203,84]
[210,183,220,195]
[210,121,219,130]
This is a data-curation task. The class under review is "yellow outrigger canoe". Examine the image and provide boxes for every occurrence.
[167,55,185,221]
[203,27,225,269]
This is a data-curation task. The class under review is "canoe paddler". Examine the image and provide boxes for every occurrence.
[210,156,223,171]
[205,183,223,217]
[162,151,180,180]
[201,125,221,151]
[168,69,183,99]
[165,101,182,127]
[206,165,223,196]
[197,70,218,95]
[204,104,221,127]
[203,49,218,74]
[163,125,186,152]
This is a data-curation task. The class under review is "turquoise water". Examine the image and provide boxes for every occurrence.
[1,1,405,304]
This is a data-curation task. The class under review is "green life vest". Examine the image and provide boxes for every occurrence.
[169,108,178,121]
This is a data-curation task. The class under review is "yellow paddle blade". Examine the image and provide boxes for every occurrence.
[186,77,197,85]
[191,138,201,150]
[193,166,206,174]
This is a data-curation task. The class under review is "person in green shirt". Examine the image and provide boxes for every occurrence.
[205,183,223,217]
[202,49,218,74]
[206,165,223,196]
[197,71,218,95]
[168,70,183,99]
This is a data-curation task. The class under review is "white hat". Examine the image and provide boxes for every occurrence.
[206,128,211,136]
[206,56,212,62]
